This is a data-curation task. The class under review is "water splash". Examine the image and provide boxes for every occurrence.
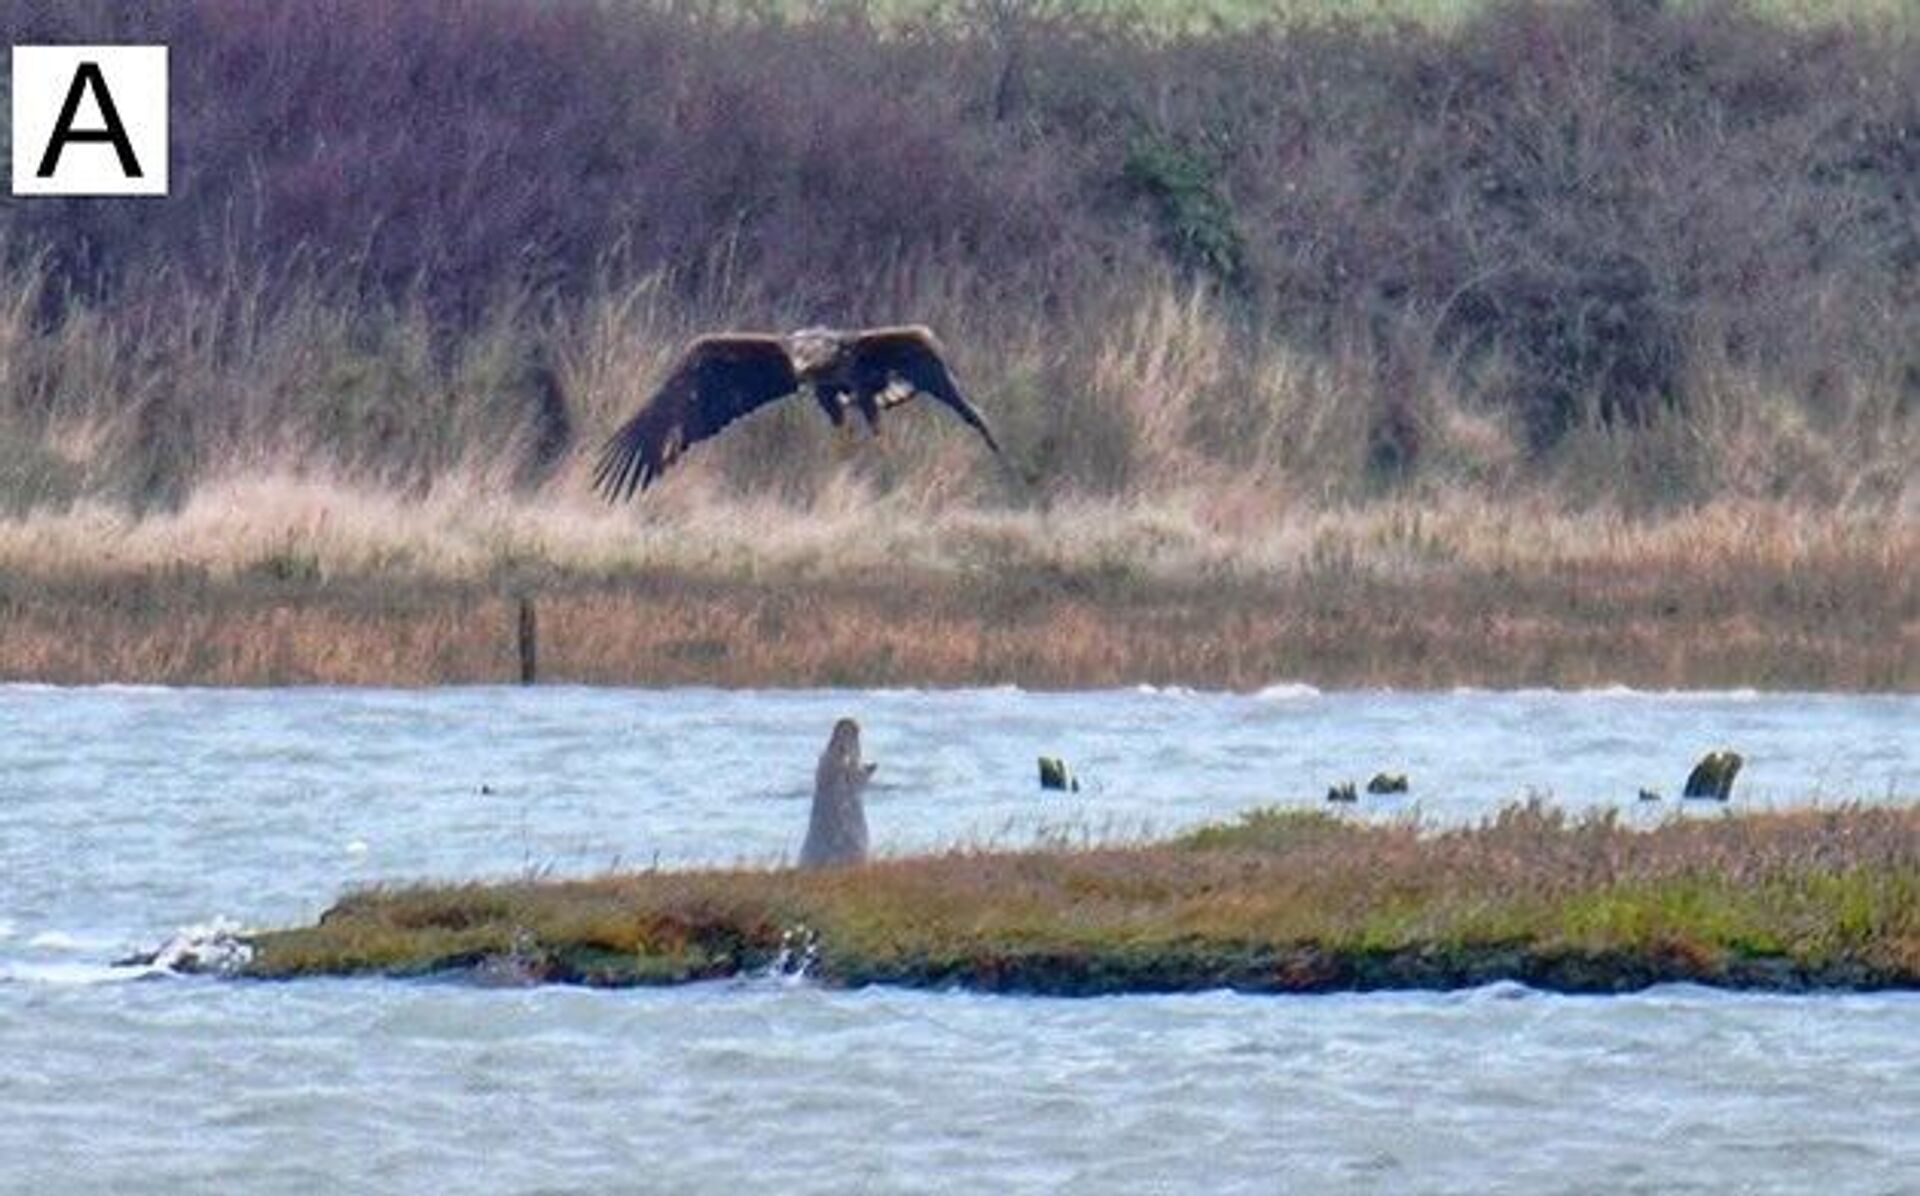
[764,925,818,983]
[468,928,544,988]
[119,916,254,977]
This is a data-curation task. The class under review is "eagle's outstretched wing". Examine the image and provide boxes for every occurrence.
[593,334,798,501]
[848,326,1001,454]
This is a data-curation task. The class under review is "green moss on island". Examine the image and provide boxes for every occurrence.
[246,801,1920,995]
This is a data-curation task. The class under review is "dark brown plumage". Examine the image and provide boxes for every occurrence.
[592,325,1000,500]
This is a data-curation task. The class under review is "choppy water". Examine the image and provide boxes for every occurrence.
[1,684,1914,1193]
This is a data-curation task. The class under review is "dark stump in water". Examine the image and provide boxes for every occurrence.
[1683,750,1743,800]
[1038,756,1078,792]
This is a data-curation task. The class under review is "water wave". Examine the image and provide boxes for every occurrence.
[1502,685,1766,702]
[0,960,162,986]
[860,684,1024,698]
[0,682,188,696]
[1252,682,1322,702]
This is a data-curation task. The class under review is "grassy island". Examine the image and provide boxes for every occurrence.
[246,802,1919,996]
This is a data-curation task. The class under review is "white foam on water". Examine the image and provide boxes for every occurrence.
[862,684,1024,698]
[1452,979,1539,1003]
[69,683,185,695]
[5,919,251,981]
[141,917,255,976]
[1252,681,1322,702]
[1507,685,1767,702]
[0,960,163,986]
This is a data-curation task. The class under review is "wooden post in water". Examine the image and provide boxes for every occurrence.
[516,595,538,685]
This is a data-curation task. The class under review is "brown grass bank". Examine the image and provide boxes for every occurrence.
[1,490,1910,689]
[244,802,1920,994]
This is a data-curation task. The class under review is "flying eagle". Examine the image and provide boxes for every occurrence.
[592,325,1001,500]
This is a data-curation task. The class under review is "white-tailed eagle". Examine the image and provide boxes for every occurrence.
[593,325,1000,500]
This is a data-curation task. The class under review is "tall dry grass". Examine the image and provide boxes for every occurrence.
[0,0,1913,518]
[0,0,1911,690]
[0,483,1908,688]
[0,467,1910,587]
[1,253,1910,523]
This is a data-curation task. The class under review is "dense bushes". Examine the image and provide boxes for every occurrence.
[0,0,1911,508]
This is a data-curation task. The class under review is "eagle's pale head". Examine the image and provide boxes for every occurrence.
[784,327,844,377]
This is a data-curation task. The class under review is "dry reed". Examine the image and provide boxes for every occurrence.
[0,478,1909,689]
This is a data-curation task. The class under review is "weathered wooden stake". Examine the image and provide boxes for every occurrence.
[516,596,537,685]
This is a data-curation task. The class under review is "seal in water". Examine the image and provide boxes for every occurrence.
[800,718,877,869]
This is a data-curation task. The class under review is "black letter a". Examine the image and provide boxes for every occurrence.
[36,63,143,179]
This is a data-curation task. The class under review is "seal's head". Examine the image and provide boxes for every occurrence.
[826,717,862,765]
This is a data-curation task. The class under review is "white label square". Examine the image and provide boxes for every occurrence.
[12,45,169,196]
